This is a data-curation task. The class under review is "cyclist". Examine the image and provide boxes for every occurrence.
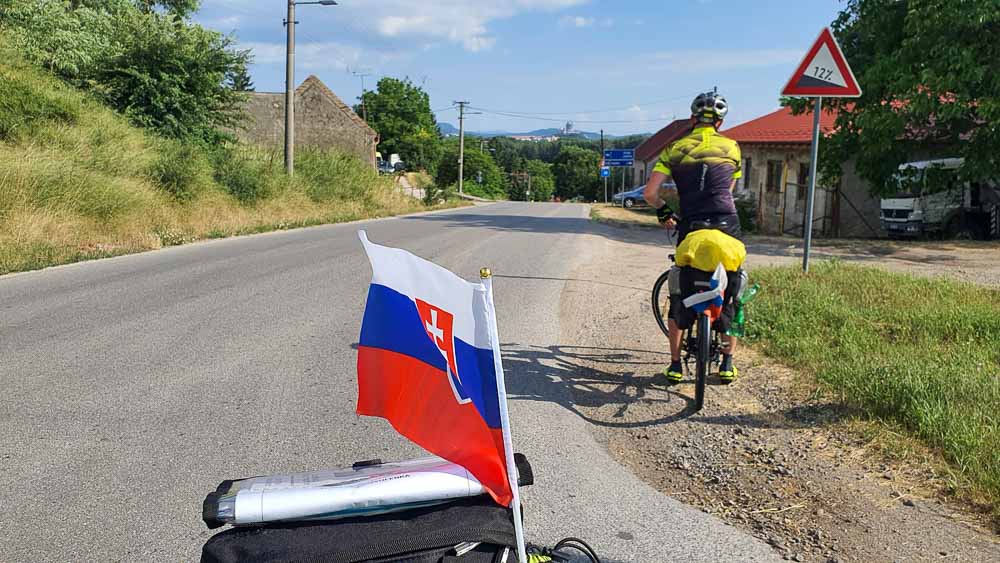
[643,91,744,385]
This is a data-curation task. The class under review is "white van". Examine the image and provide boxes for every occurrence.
[880,158,999,239]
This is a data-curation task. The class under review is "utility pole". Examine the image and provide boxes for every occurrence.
[601,129,607,203]
[453,101,479,195]
[284,0,296,176]
[352,70,371,122]
[455,101,468,195]
[284,0,338,177]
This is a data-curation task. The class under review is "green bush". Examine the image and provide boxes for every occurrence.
[148,140,211,201]
[422,182,455,206]
[210,146,273,204]
[2,0,249,144]
[296,149,381,203]
[0,70,79,140]
[735,193,757,233]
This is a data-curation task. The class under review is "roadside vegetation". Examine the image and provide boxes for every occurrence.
[746,261,1000,511]
[0,44,432,275]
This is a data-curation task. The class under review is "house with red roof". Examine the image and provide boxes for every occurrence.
[724,106,880,238]
[631,119,695,187]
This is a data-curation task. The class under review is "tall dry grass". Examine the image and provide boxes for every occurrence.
[0,47,436,275]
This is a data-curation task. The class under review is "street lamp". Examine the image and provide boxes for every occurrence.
[285,0,338,177]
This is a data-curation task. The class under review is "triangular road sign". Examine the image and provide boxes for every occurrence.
[782,28,862,98]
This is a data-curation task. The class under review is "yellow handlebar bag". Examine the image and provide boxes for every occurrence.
[675,229,746,272]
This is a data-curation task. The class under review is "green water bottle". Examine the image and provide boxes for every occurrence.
[727,283,760,338]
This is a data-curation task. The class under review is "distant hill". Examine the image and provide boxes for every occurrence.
[437,123,643,140]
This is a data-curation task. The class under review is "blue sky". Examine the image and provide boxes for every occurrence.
[194,0,845,136]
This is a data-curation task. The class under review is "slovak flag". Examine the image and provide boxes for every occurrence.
[682,263,729,321]
[355,231,513,506]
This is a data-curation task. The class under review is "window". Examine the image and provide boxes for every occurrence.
[798,163,810,201]
[743,158,752,192]
[766,160,784,193]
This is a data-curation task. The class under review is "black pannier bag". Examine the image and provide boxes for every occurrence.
[201,496,518,563]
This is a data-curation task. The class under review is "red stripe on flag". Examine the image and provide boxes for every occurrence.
[357,345,513,506]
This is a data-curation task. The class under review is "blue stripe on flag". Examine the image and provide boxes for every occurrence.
[359,283,502,429]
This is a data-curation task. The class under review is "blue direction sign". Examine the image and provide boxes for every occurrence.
[603,149,634,167]
[600,166,610,178]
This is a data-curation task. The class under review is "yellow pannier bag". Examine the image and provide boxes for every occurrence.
[675,229,746,272]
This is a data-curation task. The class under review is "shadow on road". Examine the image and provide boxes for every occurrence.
[502,343,848,431]
[402,208,664,247]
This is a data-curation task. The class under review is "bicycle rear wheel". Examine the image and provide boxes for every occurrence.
[651,270,671,338]
[695,313,710,411]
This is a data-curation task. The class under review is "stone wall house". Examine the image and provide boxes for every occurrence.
[724,107,881,238]
[235,75,378,168]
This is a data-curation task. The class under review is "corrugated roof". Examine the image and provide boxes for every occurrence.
[634,119,694,162]
[723,106,838,145]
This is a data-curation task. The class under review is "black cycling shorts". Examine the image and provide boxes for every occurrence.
[676,213,742,247]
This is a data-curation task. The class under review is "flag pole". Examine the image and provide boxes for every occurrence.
[480,268,528,563]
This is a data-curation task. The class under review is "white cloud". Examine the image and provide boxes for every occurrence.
[241,41,401,72]
[334,0,588,52]
[559,15,595,28]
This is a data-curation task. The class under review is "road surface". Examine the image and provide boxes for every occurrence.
[0,202,779,562]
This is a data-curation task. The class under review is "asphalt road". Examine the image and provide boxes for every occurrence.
[0,202,778,562]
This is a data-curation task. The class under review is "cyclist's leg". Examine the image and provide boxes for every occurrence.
[664,297,693,382]
[719,268,743,382]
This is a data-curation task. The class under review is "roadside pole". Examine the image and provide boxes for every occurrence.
[802,98,822,273]
[601,130,607,203]
[284,0,295,176]
[455,101,468,195]
[780,27,862,273]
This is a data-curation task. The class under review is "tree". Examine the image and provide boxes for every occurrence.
[506,160,555,201]
[96,10,250,142]
[553,145,601,200]
[134,0,200,18]
[2,0,250,143]
[435,141,507,199]
[226,63,255,92]
[789,0,1000,194]
[357,77,442,172]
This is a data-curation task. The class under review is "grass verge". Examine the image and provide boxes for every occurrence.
[746,260,1000,513]
[589,204,660,228]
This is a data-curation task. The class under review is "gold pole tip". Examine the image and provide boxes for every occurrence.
[480,268,492,279]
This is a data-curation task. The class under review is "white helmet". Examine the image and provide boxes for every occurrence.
[691,92,729,123]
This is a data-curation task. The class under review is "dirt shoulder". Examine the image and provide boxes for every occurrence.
[557,223,1000,562]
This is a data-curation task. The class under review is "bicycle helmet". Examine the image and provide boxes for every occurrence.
[691,91,729,123]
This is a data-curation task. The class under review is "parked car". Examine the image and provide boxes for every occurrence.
[612,182,675,208]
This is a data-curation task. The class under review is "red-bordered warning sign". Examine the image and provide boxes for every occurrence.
[782,28,861,98]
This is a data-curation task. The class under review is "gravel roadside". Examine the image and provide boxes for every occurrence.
[555,219,1000,562]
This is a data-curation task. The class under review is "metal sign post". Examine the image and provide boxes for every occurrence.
[781,27,862,272]
[802,98,822,273]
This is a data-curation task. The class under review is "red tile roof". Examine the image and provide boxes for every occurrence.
[723,106,838,145]
[635,119,694,162]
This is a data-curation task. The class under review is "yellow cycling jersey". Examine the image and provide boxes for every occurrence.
[675,228,747,272]
[654,125,742,218]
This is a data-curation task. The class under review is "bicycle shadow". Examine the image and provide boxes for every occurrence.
[502,343,850,431]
